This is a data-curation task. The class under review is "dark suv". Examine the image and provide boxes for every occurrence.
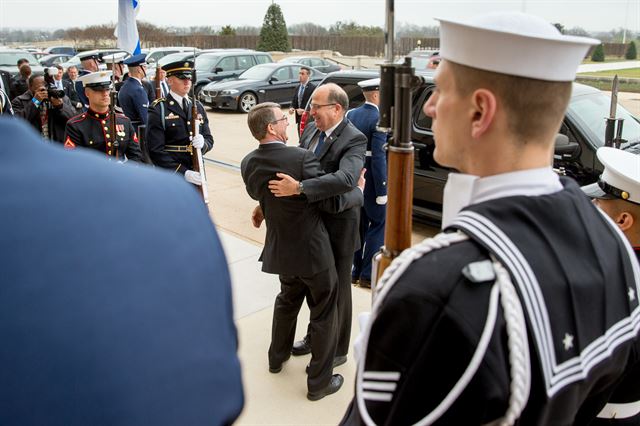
[303,70,640,221]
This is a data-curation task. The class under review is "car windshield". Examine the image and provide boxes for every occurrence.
[569,91,640,147]
[195,56,222,72]
[0,52,39,66]
[239,65,273,80]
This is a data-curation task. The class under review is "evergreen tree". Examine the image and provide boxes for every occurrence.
[257,3,290,52]
[591,44,605,62]
[625,41,637,60]
[219,25,236,36]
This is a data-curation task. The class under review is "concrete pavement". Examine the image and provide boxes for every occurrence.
[577,60,640,73]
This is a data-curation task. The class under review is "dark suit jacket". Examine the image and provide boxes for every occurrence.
[291,82,315,125]
[0,118,243,425]
[241,142,363,276]
[11,92,76,143]
[63,78,83,112]
[299,119,367,256]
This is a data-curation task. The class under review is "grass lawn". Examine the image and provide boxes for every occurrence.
[582,56,638,64]
[578,68,640,78]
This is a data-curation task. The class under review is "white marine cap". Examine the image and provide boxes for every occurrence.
[357,78,380,92]
[102,52,128,64]
[78,71,113,89]
[436,11,600,82]
[582,147,640,204]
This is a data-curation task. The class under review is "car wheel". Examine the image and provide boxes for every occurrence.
[194,84,206,98]
[238,92,257,113]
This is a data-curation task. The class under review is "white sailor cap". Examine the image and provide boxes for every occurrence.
[436,12,600,82]
[102,52,128,64]
[78,71,113,90]
[358,78,380,92]
[582,147,640,204]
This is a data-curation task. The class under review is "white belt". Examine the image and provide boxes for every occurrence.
[597,401,640,419]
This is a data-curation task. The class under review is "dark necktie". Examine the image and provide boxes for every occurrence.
[314,131,326,155]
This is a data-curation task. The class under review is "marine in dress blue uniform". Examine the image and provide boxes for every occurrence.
[64,71,142,162]
[118,53,152,130]
[0,117,243,425]
[147,60,213,181]
[348,78,387,288]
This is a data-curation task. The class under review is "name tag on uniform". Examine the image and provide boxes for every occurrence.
[165,113,179,120]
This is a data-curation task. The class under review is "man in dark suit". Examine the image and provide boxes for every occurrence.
[11,74,75,143]
[63,65,84,113]
[269,83,367,364]
[348,79,387,289]
[242,102,364,401]
[0,117,243,425]
[289,66,315,136]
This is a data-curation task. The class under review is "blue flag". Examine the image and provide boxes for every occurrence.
[115,0,141,55]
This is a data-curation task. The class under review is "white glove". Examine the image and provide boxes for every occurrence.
[185,170,202,186]
[192,134,205,150]
[376,195,388,205]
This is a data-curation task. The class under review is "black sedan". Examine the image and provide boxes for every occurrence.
[303,70,640,222]
[198,63,324,113]
[39,54,73,67]
[279,56,342,74]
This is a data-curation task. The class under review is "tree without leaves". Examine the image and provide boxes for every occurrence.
[288,22,327,36]
[257,3,290,52]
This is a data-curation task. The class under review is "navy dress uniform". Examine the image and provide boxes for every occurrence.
[147,60,213,174]
[348,78,387,288]
[74,51,102,111]
[342,12,640,426]
[118,54,152,129]
[0,117,243,425]
[582,147,640,425]
[64,72,143,162]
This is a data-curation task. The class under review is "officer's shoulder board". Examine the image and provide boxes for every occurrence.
[151,97,166,108]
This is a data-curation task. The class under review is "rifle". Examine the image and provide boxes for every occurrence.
[155,62,162,99]
[109,69,120,159]
[604,75,626,149]
[190,61,209,204]
[371,0,420,290]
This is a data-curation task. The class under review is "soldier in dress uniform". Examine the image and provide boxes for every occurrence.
[582,147,640,425]
[348,78,387,289]
[118,53,153,130]
[75,51,102,111]
[64,71,142,162]
[147,60,213,187]
[341,11,640,426]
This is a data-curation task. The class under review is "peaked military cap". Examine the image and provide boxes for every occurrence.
[78,71,113,90]
[162,60,194,79]
[582,147,640,204]
[123,53,147,67]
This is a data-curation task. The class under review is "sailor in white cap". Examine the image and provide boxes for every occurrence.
[342,11,640,426]
[581,147,640,424]
[349,78,387,289]
[63,71,142,162]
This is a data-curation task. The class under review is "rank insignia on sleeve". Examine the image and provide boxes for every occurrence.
[64,137,76,150]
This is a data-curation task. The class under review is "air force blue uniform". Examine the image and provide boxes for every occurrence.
[118,77,152,128]
[348,102,387,284]
[0,118,243,425]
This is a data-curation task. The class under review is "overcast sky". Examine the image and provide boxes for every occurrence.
[1,0,638,33]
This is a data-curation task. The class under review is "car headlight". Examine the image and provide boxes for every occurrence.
[220,89,239,95]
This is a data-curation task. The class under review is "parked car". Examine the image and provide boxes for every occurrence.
[39,53,73,67]
[59,49,130,71]
[0,49,44,85]
[403,49,441,71]
[44,46,77,56]
[279,56,341,74]
[147,49,269,96]
[142,47,199,65]
[302,70,640,222]
[199,63,324,113]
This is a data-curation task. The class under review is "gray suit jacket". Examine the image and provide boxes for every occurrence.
[299,119,367,256]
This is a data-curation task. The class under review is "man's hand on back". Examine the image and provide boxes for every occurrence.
[268,173,300,197]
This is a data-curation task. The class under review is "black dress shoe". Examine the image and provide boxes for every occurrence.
[359,278,371,289]
[351,276,359,285]
[291,335,311,356]
[307,374,344,401]
[306,355,347,374]
[269,355,290,374]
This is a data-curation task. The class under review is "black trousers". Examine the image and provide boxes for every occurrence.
[269,267,338,392]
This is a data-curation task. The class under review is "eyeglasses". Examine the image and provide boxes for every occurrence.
[310,103,336,110]
[271,116,288,124]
